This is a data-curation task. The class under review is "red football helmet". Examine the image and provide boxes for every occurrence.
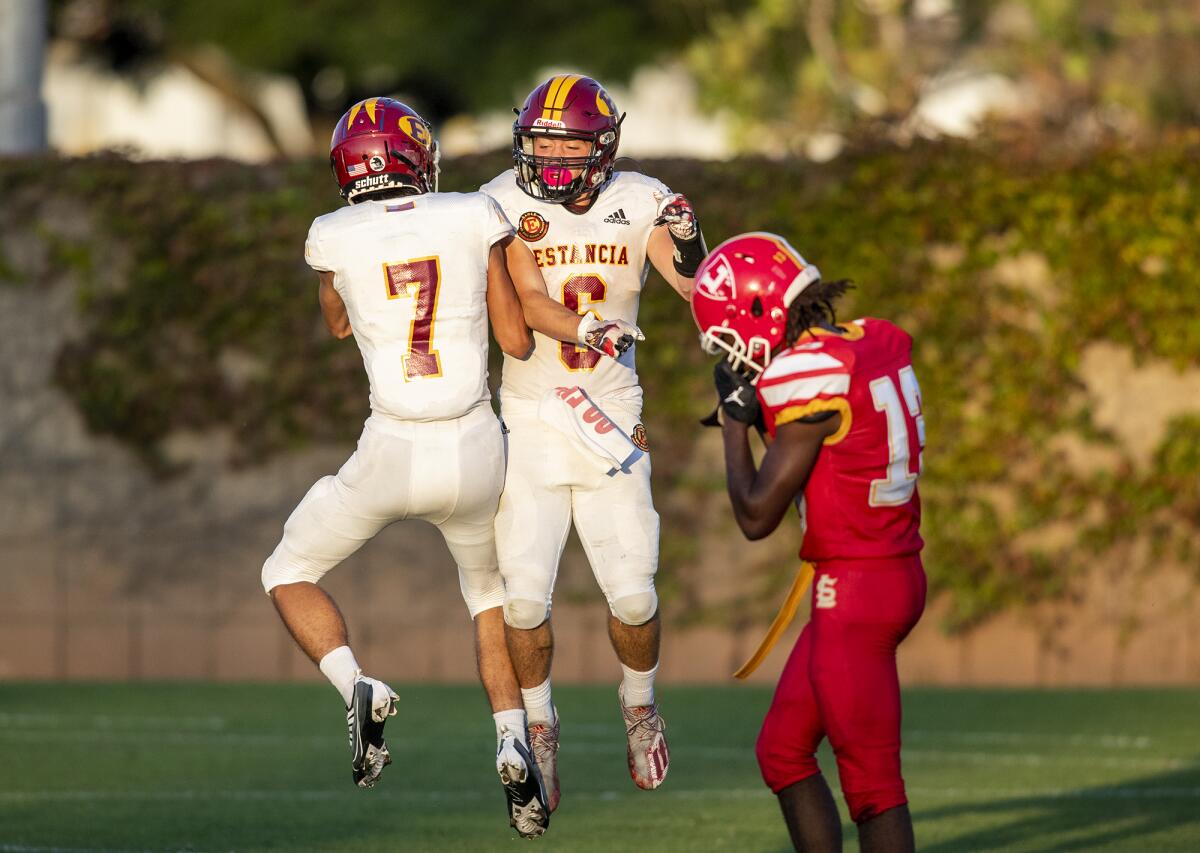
[512,74,624,204]
[330,97,439,202]
[691,232,823,377]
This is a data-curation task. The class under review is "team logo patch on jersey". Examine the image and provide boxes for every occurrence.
[603,208,631,225]
[518,211,550,242]
[631,423,649,452]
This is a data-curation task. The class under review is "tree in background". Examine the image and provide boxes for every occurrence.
[50,0,738,125]
[685,0,1200,154]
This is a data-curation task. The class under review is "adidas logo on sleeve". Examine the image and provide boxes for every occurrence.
[603,208,631,225]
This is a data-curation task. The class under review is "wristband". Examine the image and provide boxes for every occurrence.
[672,230,708,279]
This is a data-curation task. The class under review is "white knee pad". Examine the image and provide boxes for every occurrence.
[260,539,331,595]
[609,590,658,626]
[261,544,328,594]
[504,598,550,630]
[458,566,507,619]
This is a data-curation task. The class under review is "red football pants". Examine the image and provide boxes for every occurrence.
[755,555,926,823]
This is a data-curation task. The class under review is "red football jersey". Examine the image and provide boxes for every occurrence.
[756,318,924,562]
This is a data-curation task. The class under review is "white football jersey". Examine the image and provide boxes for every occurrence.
[480,170,670,404]
[305,192,513,421]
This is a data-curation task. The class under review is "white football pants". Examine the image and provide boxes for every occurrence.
[261,403,507,617]
[495,397,660,628]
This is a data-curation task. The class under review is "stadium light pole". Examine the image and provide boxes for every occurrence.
[0,0,48,154]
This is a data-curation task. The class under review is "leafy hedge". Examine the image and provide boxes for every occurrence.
[3,136,1200,630]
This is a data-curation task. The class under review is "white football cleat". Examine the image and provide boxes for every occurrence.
[619,686,669,790]
[497,730,550,838]
[528,715,561,813]
[347,675,398,789]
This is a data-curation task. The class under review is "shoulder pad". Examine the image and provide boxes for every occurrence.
[479,171,518,198]
[758,345,852,410]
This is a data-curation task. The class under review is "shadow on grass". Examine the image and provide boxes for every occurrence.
[918,763,1200,852]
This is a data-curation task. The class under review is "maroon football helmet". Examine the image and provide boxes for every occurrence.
[512,74,624,204]
[691,232,822,377]
[330,97,439,202]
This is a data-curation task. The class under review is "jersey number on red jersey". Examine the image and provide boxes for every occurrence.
[384,257,443,379]
[867,365,924,506]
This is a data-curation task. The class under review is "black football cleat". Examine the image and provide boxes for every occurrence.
[497,733,550,838]
[348,676,397,788]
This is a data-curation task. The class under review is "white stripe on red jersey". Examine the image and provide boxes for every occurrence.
[759,373,852,408]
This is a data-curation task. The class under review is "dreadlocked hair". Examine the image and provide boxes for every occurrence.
[784,279,855,346]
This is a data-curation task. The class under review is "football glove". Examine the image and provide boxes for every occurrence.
[577,311,644,358]
[653,193,698,242]
[653,192,707,278]
[712,360,761,425]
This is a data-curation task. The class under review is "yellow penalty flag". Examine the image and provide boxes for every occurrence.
[732,561,815,680]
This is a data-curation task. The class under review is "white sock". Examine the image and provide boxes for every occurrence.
[620,662,658,708]
[521,678,556,725]
[318,645,360,707]
[494,708,528,748]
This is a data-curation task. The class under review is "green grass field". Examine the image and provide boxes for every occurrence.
[1,684,1198,852]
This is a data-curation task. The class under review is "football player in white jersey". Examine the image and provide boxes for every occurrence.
[260,97,636,838]
[480,74,707,807]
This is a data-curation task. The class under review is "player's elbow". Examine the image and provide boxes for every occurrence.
[498,327,533,358]
[739,519,775,541]
[735,506,780,541]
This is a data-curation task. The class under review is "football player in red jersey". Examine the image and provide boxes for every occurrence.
[693,233,925,853]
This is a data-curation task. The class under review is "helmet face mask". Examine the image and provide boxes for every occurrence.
[699,326,774,381]
[513,133,607,203]
[512,75,623,205]
[329,98,439,202]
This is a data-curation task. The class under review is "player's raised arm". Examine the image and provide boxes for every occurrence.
[486,241,534,358]
[708,361,839,540]
[317,271,352,339]
[648,193,706,300]
[500,235,643,358]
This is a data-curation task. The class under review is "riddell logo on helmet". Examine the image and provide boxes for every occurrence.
[533,117,567,129]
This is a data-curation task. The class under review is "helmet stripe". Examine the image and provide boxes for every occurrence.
[346,102,362,130]
[541,76,567,120]
[542,74,568,119]
[364,97,379,125]
[549,75,581,120]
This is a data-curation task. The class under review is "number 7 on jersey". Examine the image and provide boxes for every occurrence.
[383,257,443,379]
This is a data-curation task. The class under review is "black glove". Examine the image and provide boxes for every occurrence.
[712,360,761,425]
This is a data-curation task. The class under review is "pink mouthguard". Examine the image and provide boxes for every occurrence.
[541,166,574,187]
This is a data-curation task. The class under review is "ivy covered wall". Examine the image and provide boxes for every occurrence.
[3,137,1199,632]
